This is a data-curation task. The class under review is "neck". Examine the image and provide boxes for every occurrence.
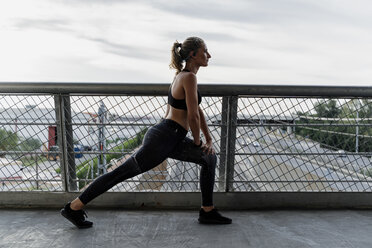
[184,63,200,74]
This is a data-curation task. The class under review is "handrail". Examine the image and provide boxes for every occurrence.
[0,82,371,97]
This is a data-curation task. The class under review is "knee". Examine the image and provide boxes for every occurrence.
[202,153,217,170]
[209,153,217,167]
[115,156,142,177]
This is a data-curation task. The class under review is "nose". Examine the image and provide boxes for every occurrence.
[207,52,211,59]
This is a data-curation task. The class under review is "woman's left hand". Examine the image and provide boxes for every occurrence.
[202,139,215,155]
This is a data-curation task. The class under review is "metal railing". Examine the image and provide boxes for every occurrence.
[0,83,372,196]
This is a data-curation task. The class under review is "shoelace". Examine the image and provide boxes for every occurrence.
[83,210,88,219]
[72,209,88,220]
[80,209,89,220]
[210,209,222,217]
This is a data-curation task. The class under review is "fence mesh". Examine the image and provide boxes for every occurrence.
[0,93,371,192]
[0,94,61,191]
[233,97,372,192]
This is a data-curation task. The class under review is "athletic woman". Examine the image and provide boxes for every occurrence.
[61,37,232,228]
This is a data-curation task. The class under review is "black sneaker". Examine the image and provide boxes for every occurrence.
[198,208,232,224]
[60,202,93,229]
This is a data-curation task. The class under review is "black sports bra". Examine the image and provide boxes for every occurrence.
[168,69,202,110]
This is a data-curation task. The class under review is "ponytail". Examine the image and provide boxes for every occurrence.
[169,41,184,74]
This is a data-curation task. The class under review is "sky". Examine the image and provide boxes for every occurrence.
[0,0,372,86]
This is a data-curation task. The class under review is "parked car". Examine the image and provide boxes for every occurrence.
[47,144,90,160]
[237,138,248,147]
[74,144,84,158]
[47,146,59,161]
[252,141,260,147]
[83,145,92,151]
[337,149,346,157]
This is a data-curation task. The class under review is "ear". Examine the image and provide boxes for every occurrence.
[189,51,195,58]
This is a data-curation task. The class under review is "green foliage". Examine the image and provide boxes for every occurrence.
[314,99,341,118]
[106,137,122,146]
[20,155,47,167]
[0,128,19,156]
[0,128,43,153]
[18,137,42,152]
[295,99,372,153]
[360,168,372,178]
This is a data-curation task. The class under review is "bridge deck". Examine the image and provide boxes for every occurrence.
[0,208,370,247]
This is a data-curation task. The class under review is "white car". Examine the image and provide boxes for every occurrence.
[337,150,346,157]
[252,141,260,147]
[237,138,248,147]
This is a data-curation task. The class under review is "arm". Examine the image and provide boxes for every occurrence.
[184,73,201,145]
[199,106,215,154]
[199,106,212,142]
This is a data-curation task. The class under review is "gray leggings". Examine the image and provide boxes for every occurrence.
[78,119,217,206]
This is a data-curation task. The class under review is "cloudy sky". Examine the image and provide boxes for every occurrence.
[1,0,371,85]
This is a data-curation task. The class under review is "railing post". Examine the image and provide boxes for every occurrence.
[226,96,238,192]
[219,96,238,192]
[54,94,77,192]
[218,97,228,191]
[55,94,67,192]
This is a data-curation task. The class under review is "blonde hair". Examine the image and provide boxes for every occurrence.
[169,37,204,74]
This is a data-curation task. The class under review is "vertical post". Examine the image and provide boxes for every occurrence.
[64,95,77,191]
[218,96,238,192]
[54,94,68,192]
[218,97,228,191]
[35,154,39,190]
[90,160,92,179]
[97,101,107,176]
[54,94,77,192]
[356,99,359,153]
[225,96,238,192]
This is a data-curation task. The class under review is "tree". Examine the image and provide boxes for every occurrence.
[18,137,42,152]
[296,98,372,153]
[0,128,18,156]
[314,99,341,118]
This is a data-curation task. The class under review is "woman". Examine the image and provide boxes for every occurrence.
[61,37,232,228]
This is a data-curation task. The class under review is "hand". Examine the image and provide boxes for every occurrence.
[194,140,202,147]
[202,139,215,155]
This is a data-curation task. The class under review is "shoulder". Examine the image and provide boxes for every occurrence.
[180,72,197,89]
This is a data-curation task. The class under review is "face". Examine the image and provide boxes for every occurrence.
[193,43,211,67]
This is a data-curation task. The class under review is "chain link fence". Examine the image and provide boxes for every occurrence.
[234,97,372,192]
[0,84,371,193]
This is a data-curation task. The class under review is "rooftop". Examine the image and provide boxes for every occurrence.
[1,208,371,248]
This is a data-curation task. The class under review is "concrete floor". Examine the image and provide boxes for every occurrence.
[0,209,371,248]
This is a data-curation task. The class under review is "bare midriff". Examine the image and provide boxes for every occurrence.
[165,107,189,131]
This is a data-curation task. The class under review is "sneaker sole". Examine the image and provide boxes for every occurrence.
[60,209,93,229]
[198,218,232,225]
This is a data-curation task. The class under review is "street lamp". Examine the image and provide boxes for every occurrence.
[97,101,107,176]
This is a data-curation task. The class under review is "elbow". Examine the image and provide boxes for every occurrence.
[188,112,200,124]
